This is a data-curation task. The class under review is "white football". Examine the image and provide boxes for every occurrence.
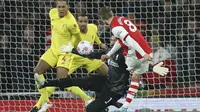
[77,41,93,55]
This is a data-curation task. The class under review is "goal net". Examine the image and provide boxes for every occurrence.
[0,0,200,111]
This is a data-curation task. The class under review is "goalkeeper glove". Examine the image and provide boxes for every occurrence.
[60,42,73,53]
[153,62,169,76]
[113,107,128,112]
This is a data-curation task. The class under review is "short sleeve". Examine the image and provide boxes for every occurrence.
[68,19,80,35]
[94,24,98,33]
[49,8,57,20]
[94,34,102,44]
[93,25,102,44]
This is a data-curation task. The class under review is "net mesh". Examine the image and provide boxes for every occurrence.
[0,0,200,111]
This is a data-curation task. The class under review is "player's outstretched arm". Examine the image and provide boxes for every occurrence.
[101,40,121,61]
[106,40,121,57]
[73,33,82,48]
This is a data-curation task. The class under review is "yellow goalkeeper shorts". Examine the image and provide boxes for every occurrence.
[68,54,104,75]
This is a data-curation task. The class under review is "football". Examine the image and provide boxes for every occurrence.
[77,40,93,55]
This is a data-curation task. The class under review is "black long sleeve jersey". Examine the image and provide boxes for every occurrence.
[106,48,129,95]
[72,48,130,95]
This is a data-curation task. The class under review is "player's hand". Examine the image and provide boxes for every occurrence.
[60,42,73,53]
[100,44,108,49]
[101,55,109,61]
[143,54,153,61]
[113,107,128,112]
[153,62,169,76]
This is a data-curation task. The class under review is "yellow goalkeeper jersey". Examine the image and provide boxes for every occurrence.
[73,24,102,46]
[49,8,80,54]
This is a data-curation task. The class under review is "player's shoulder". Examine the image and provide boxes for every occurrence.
[111,16,125,28]
[111,16,129,26]
[66,11,75,19]
[66,12,77,23]
[49,8,58,17]
[88,24,98,31]
[88,24,97,28]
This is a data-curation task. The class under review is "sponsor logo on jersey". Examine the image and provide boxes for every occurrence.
[109,60,119,67]
[104,97,113,104]
[74,24,77,28]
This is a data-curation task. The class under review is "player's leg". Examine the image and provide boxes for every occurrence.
[96,63,108,76]
[31,49,57,111]
[32,60,51,110]
[80,75,106,92]
[44,54,72,99]
[62,54,92,102]
[41,75,106,92]
[55,67,90,99]
[122,57,149,108]
[58,67,92,101]
[85,59,108,76]
[86,85,121,112]
[43,54,91,103]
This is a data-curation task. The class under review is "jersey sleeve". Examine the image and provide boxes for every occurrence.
[71,36,78,48]
[92,24,102,44]
[94,34,102,45]
[106,40,121,57]
[112,26,147,57]
[49,8,57,20]
[111,26,129,40]
[68,19,80,35]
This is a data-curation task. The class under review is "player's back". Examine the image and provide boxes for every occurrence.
[49,8,79,54]
[110,16,152,58]
[80,24,98,44]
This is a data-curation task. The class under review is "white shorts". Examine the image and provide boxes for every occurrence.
[125,54,149,75]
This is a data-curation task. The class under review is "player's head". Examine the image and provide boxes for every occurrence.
[56,0,69,17]
[99,7,113,25]
[77,13,88,33]
[110,36,117,47]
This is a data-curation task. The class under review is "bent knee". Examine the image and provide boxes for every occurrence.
[34,67,44,74]
[34,60,51,74]
[96,64,108,75]
[56,67,69,79]
[131,73,142,81]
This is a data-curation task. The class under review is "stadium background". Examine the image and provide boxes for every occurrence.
[0,0,200,111]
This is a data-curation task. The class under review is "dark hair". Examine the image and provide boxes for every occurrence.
[78,12,88,17]
[56,0,68,4]
[99,7,113,20]
[76,12,88,20]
